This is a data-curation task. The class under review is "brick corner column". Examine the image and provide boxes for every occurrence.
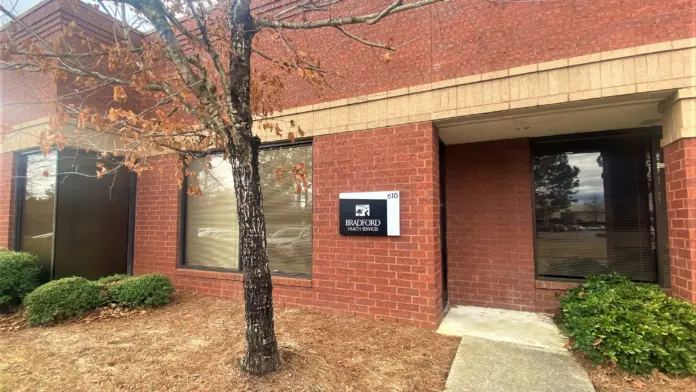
[312,122,444,329]
[662,95,696,303]
[0,151,17,250]
[132,153,181,276]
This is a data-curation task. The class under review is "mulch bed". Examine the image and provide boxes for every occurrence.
[575,353,696,392]
[0,293,459,392]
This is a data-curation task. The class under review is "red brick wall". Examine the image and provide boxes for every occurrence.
[3,1,695,124]
[0,67,57,127]
[664,137,696,303]
[0,0,143,127]
[0,152,16,249]
[133,123,443,328]
[445,138,536,311]
[132,154,311,304]
[313,123,443,327]
[132,154,180,277]
[535,281,580,313]
[253,0,696,110]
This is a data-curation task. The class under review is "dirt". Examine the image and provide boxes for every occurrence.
[574,353,696,392]
[0,293,459,392]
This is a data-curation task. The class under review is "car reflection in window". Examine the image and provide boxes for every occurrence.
[197,228,236,240]
[267,226,311,274]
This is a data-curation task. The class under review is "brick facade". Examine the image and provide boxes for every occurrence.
[444,139,537,311]
[0,152,15,249]
[443,138,586,313]
[257,0,696,111]
[133,123,443,328]
[535,281,579,313]
[664,137,696,302]
[3,1,695,124]
[313,123,442,326]
[2,0,695,327]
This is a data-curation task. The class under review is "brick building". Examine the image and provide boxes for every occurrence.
[1,0,695,329]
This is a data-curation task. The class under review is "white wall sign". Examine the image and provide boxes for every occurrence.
[338,191,400,236]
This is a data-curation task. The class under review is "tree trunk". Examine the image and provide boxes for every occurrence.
[228,0,281,375]
[229,135,281,375]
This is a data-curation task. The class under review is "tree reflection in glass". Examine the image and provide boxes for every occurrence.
[185,155,239,269]
[534,151,610,277]
[259,145,313,275]
[19,151,57,282]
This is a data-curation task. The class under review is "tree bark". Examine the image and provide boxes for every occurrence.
[230,135,281,376]
[228,0,281,376]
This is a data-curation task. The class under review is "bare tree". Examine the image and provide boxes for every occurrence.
[584,195,604,224]
[0,0,449,375]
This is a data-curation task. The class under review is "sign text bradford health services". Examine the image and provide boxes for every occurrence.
[338,191,400,237]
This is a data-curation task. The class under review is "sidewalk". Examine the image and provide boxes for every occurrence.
[438,306,595,392]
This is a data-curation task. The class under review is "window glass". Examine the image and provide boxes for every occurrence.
[260,144,313,275]
[184,156,239,269]
[19,151,57,282]
[183,144,313,275]
[534,133,662,282]
[53,150,131,279]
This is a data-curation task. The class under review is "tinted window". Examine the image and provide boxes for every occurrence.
[184,156,239,269]
[18,151,56,282]
[53,151,131,279]
[260,144,313,275]
[533,131,667,282]
[182,142,313,275]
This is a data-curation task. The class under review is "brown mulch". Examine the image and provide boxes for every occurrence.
[0,293,459,392]
[0,309,26,332]
[0,304,152,333]
[575,353,696,392]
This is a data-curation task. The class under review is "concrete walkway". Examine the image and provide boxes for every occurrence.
[437,306,595,392]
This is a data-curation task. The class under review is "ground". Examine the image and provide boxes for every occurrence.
[0,293,459,392]
[577,354,696,392]
[437,305,696,392]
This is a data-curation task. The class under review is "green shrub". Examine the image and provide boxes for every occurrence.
[95,274,130,286]
[107,274,174,307]
[0,251,41,310]
[23,277,104,326]
[558,273,696,375]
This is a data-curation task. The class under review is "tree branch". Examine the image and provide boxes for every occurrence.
[255,0,447,29]
[0,4,53,50]
[120,0,227,131]
[367,0,403,25]
[252,47,332,74]
[335,26,395,51]
[183,0,230,100]
[274,0,343,19]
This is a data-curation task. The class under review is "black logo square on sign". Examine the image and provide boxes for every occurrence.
[339,199,388,236]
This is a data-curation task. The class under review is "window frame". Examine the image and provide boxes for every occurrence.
[529,127,668,285]
[177,137,314,278]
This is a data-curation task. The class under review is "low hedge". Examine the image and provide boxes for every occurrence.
[558,273,696,375]
[95,274,129,286]
[0,251,42,311]
[22,273,174,326]
[106,274,174,308]
[23,277,104,326]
